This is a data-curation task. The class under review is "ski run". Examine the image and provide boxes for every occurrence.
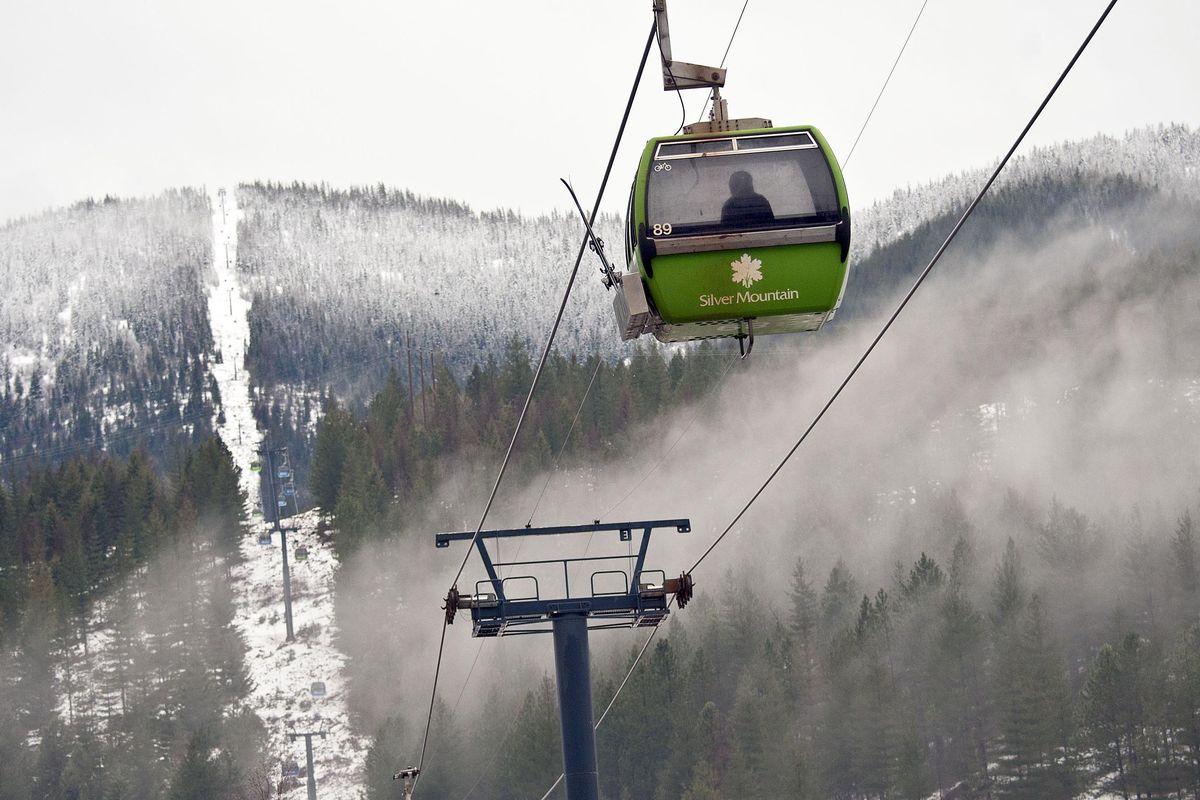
[207,187,369,797]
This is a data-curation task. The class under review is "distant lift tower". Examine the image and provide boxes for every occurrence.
[288,729,326,800]
[260,446,300,641]
[392,766,420,800]
[437,519,695,800]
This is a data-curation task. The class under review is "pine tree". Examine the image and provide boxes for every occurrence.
[168,727,223,800]
[332,444,388,556]
[1170,512,1199,627]
[310,399,355,512]
[1082,640,1137,799]
[31,717,67,800]
[819,559,858,643]
[364,717,409,800]
[1036,497,1096,572]
[938,547,990,795]
[994,596,1076,799]
[727,638,793,799]
[789,556,818,648]
[850,591,904,800]
[1165,624,1200,799]
[788,555,820,723]
[15,561,60,737]
[990,538,1026,631]
[498,678,561,800]
[817,629,863,800]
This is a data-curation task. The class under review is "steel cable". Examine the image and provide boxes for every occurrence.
[532,2,1120,796]
[688,0,1119,575]
[844,0,932,167]
[410,24,658,796]
[526,355,604,527]
[697,0,751,123]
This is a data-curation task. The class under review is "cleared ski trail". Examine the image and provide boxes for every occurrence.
[206,187,262,508]
[206,187,368,798]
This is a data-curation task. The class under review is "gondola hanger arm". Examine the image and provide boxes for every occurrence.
[653,0,726,91]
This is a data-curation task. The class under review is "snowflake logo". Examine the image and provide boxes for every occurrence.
[730,253,764,288]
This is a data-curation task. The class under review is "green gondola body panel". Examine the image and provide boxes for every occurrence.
[625,124,851,343]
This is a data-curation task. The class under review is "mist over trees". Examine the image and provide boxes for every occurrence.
[308,338,733,559]
[0,125,1198,798]
[0,439,267,799]
[325,135,1200,799]
[356,495,1200,800]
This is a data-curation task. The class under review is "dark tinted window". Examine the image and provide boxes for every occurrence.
[656,139,736,158]
[735,132,816,151]
[647,146,839,235]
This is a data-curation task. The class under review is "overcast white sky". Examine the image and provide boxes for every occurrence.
[2,0,1197,224]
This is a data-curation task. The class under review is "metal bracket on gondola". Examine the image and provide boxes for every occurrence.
[736,319,755,359]
[653,0,726,92]
[590,236,612,287]
[562,178,618,290]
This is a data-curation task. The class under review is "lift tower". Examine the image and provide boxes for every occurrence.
[288,729,326,800]
[260,446,299,641]
[437,519,695,800]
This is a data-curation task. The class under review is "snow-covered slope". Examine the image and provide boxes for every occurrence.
[851,124,1200,259]
[207,187,263,511]
[0,190,215,465]
[233,125,1200,408]
[208,187,369,796]
[230,510,369,799]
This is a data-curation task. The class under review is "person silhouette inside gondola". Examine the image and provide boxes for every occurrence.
[721,170,775,228]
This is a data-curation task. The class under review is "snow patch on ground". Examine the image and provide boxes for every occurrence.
[206,187,262,510]
[52,589,127,729]
[230,510,369,799]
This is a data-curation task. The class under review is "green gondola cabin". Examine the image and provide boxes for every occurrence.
[615,125,850,344]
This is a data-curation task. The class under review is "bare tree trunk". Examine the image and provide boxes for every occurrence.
[405,333,415,421]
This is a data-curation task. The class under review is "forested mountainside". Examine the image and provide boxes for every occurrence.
[234,125,1200,401]
[836,170,1161,323]
[233,125,1200,446]
[851,124,1200,259]
[324,143,1200,798]
[0,439,263,800]
[236,182,623,398]
[0,126,1194,482]
[0,191,216,472]
[306,340,733,558]
[360,497,1200,800]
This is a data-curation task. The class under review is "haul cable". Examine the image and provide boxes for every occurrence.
[844,0,931,166]
[410,23,658,796]
[696,0,751,123]
[533,1,1120,795]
